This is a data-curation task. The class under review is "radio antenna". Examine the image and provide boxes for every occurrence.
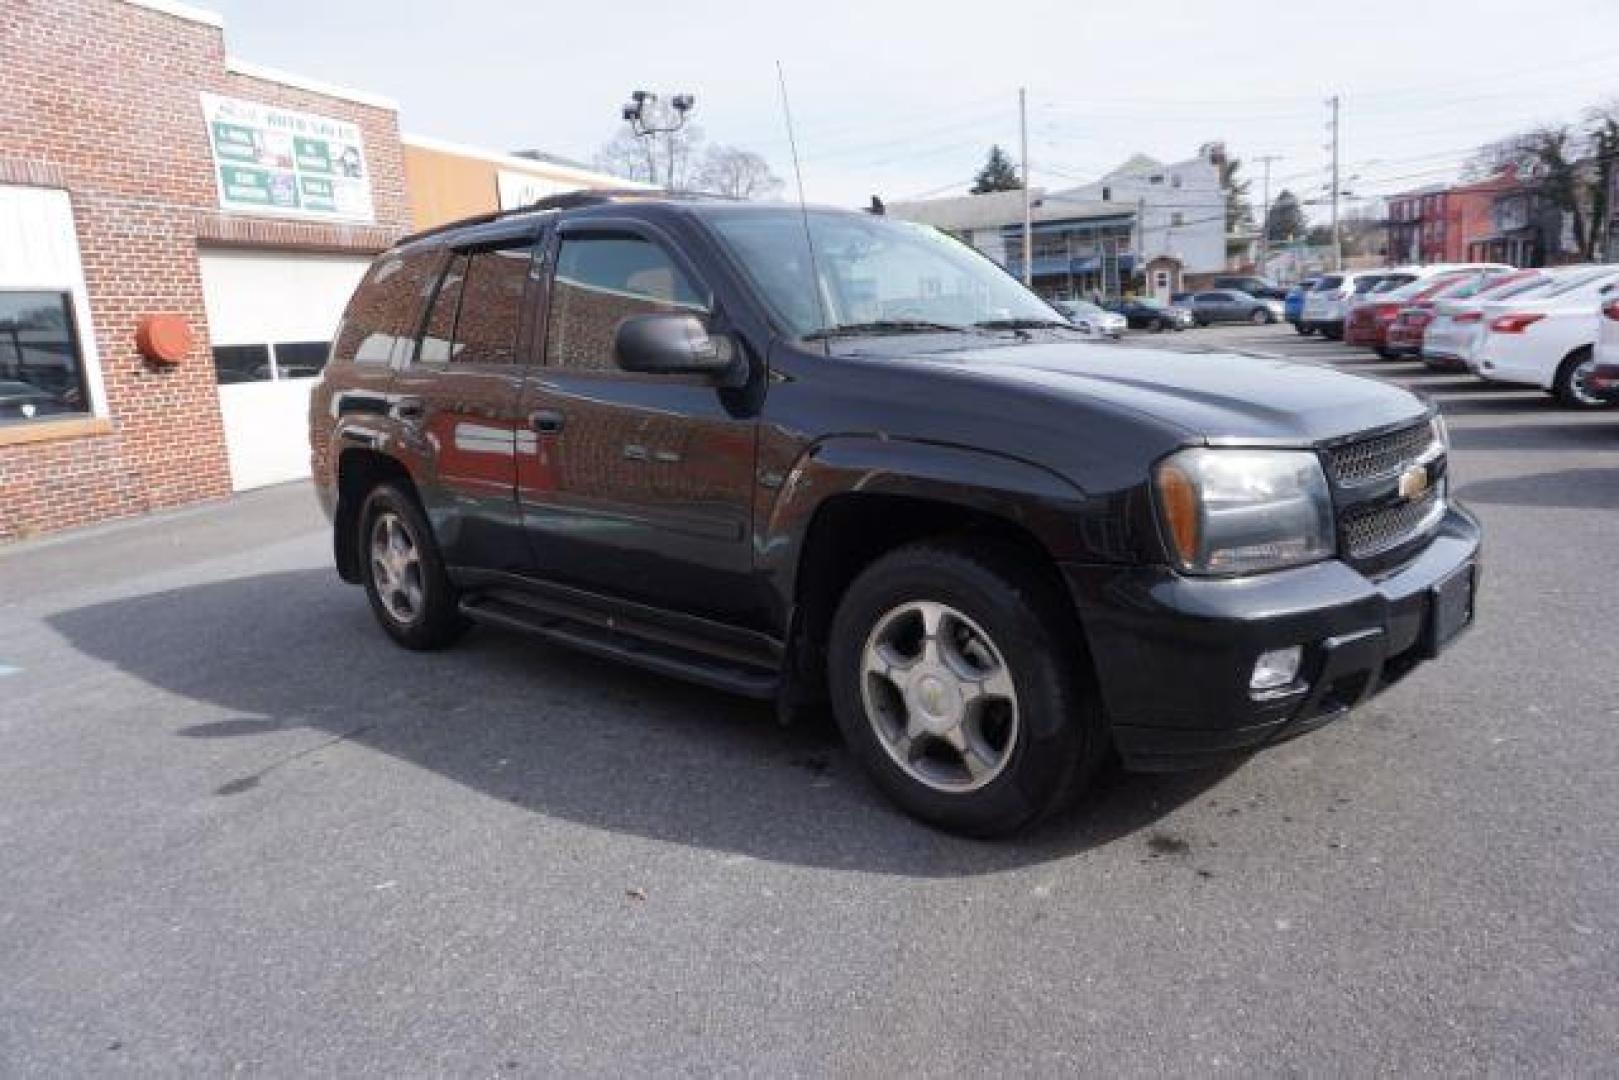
[775,60,832,353]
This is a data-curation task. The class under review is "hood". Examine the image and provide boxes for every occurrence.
[899,341,1428,444]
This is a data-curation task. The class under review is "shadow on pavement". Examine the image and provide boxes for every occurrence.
[1456,467,1619,511]
[49,569,1234,876]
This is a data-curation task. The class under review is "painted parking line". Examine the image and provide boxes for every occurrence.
[0,664,21,678]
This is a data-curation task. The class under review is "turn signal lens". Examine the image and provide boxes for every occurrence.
[1489,313,1546,333]
[1156,461,1200,565]
[1453,311,1483,324]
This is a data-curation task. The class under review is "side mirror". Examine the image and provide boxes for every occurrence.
[615,313,742,384]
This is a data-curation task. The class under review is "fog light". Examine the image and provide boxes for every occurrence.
[1251,647,1303,692]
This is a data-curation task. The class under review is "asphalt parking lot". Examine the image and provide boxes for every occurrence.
[2,323,1617,1074]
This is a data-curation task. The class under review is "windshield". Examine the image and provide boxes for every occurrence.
[704,209,1062,337]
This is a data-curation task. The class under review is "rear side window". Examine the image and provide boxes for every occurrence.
[546,234,707,373]
[1314,276,1343,291]
[455,246,531,363]
[333,248,442,365]
[418,254,468,363]
[415,242,534,365]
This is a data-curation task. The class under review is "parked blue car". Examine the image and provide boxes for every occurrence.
[1284,278,1319,335]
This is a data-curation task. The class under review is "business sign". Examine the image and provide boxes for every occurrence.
[496,169,579,211]
[201,93,374,222]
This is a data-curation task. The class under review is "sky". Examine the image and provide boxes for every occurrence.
[204,0,1619,218]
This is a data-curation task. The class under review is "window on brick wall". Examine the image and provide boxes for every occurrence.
[0,290,92,425]
[211,341,332,383]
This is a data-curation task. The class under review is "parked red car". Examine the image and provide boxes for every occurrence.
[1348,272,1473,358]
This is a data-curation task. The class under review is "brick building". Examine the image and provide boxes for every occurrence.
[0,0,409,539]
[1385,177,1501,265]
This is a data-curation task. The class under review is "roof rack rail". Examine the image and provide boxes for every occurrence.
[397,187,677,246]
[397,187,750,246]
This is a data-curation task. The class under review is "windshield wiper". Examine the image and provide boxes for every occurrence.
[802,320,970,340]
[972,317,1076,331]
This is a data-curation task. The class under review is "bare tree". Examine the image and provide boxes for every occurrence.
[694,145,783,200]
[593,122,706,190]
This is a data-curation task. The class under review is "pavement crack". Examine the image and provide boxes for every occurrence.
[212,723,376,797]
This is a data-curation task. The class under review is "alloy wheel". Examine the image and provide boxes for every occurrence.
[370,511,425,625]
[859,600,1020,793]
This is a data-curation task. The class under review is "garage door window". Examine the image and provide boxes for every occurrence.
[211,341,332,384]
[0,290,92,425]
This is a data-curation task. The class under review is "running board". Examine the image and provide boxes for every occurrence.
[459,594,780,699]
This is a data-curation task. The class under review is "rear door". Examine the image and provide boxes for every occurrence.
[388,234,538,572]
[515,218,759,624]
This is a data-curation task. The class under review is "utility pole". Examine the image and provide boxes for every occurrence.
[1019,87,1032,287]
[1327,95,1341,271]
[1255,154,1281,276]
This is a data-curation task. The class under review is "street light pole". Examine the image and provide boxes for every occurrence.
[621,90,696,188]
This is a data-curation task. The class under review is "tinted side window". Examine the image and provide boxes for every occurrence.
[418,253,467,363]
[333,248,441,364]
[1195,292,1224,302]
[546,234,707,372]
[454,245,532,364]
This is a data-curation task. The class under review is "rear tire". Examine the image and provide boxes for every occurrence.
[1375,347,1400,360]
[1251,308,1271,325]
[1293,323,1311,336]
[1152,318,1168,333]
[827,542,1108,836]
[1553,347,1610,409]
[358,483,469,650]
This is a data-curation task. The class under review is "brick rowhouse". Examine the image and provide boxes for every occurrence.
[0,0,409,539]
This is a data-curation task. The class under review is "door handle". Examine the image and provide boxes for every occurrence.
[528,409,565,434]
[393,396,426,422]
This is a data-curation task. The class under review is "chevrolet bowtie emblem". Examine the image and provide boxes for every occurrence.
[1398,463,1430,500]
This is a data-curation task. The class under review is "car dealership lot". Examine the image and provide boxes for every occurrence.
[2,323,1617,1074]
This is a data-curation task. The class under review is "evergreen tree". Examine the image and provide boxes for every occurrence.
[1264,189,1306,242]
[971,145,1022,194]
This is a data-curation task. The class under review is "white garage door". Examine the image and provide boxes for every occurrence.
[199,248,373,490]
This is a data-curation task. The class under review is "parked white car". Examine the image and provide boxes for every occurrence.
[1422,268,1558,370]
[1592,290,1619,403]
[1051,299,1127,338]
[1471,267,1619,407]
[1302,271,1390,339]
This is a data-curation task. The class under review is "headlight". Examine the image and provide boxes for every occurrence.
[1153,448,1335,574]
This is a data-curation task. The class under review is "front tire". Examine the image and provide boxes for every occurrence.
[827,542,1107,836]
[1375,346,1400,360]
[358,483,468,650]
[1553,347,1610,409]
[1251,308,1271,325]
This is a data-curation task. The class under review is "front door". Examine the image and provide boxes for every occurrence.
[388,237,536,572]
[516,222,759,626]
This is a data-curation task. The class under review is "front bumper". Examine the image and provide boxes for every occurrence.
[1061,505,1481,771]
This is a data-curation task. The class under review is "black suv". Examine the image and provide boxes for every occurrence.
[311,192,1480,836]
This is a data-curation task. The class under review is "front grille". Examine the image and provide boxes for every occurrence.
[1325,422,1437,487]
[1341,486,1444,559]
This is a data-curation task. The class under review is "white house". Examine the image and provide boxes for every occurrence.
[1050,149,1226,275]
